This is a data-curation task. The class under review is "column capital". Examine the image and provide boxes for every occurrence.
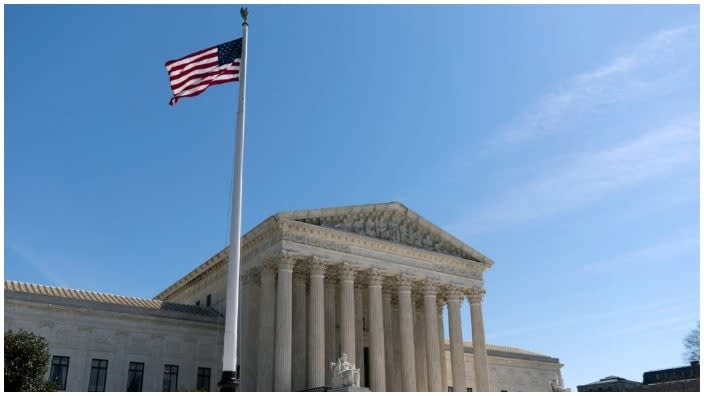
[445,287,463,302]
[467,288,486,304]
[310,258,327,277]
[397,275,414,292]
[382,287,393,298]
[279,251,297,270]
[421,281,438,296]
[260,258,278,274]
[338,263,357,282]
[368,268,385,286]
[278,260,295,272]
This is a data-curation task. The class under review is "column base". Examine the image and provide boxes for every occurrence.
[218,370,239,392]
[331,385,371,392]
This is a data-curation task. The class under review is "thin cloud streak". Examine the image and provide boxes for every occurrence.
[454,117,698,233]
[582,230,699,273]
[487,297,686,339]
[8,242,69,287]
[611,314,699,336]
[492,24,697,146]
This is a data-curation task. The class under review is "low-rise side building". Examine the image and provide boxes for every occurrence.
[642,361,700,392]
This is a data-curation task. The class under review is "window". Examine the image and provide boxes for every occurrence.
[448,386,454,391]
[501,390,508,392]
[467,387,473,392]
[163,365,179,392]
[195,300,200,307]
[206,294,212,307]
[196,367,211,391]
[88,359,108,392]
[126,362,144,392]
[49,356,70,390]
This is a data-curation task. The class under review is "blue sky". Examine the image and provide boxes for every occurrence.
[4,4,699,389]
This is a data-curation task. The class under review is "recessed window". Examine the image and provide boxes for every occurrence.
[448,386,454,391]
[88,359,108,392]
[195,300,200,307]
[206,294,212,307]
[467,387,473,392]
[126,362,144,392]
[163,364,179,392]
[49,356,70,390]
[196,367,211,391]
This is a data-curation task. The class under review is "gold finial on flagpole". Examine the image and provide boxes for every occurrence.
[240,7,248,25]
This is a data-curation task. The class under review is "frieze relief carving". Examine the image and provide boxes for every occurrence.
[283,228,352,253]
[295,209,473,260]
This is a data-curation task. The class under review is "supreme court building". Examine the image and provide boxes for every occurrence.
[5,202,565,392]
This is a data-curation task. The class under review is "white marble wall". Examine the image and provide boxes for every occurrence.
[164,264,228,314]
[4,299,223,392]
[443,346,564,392]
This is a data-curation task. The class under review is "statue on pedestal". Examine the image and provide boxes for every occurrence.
[549,378,570,392]
[329,353,360,388]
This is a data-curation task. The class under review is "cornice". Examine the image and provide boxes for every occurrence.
[279,219,487,277]
[274,202,494,266]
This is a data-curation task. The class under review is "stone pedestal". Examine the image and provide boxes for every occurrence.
[331,386,371,392]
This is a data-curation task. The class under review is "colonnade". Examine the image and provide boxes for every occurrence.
[238,254,489,392]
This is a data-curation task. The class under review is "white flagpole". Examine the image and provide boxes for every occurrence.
[219,7,248,392]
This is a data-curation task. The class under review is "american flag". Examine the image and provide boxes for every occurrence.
[165,38,242,105]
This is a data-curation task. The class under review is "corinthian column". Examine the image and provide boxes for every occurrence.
[241,271,260,391]
[414,302,428,392]
[324,274,337,386]
[438,300,448,392]
[308,259,326,388]
[338,264,357,366]
[354,284,364,385]
[256,263,276,391]
[423,282,443,391]
[367,269,386,391]
[391,302,402,391]
[397,276,417,392]
[292,269,307,391]
[447,288,466,392]
[274,255,294,391]
[382,289,395,390]
[468,289,489,392]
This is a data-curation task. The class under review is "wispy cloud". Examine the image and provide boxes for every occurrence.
[611,313,699,336]
[454,117,698,233]
[582,229,699,273]
[487,297,687,339]
[8,242,69,287]
[492,24,697,146]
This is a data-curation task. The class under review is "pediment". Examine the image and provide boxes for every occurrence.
[276,202,492,265]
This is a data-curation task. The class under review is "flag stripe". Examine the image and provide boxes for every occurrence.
[176,74,240,99]
[172,66,239,96]
[170,61,220,86]
[168,57,218,78]
[165,46,217,68]
[167,51,218,75]
[165,38,241,105]
[170,60,241,89]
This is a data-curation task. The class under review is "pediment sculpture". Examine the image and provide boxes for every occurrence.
[297,209,474,260]
[329,353,360,388]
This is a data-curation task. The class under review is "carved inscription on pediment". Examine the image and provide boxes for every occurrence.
[296,211,472,260]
